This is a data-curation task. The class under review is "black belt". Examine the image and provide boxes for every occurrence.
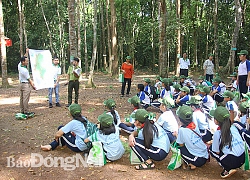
[69,80,79,82]
[21,82,29,83]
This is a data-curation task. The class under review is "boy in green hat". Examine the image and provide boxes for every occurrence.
[223,91,239,123]
[211,77,224,103]
[85,113,125,161]
[175,86,191,106]
[173,84,181,100]
[154,76,162,98]
[179,75,186,87]
[199,86,216,113]
[119,96,140,134]
[143,78,158,102]
[227,72,237,91]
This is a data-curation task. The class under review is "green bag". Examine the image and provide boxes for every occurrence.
[167,142,182,170]
[241,142,249,171]
[130,149,141,164]
[15,113,28,120]
[87,132,107,166]
[119,73,124,83]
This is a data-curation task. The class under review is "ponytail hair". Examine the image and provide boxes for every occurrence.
[110,107,118,125]
[218,117,232,151]
[142,118,158,149]
[72,114,88,128]
[99,123,116,135]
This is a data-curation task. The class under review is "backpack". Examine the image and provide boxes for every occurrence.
[144,85,158,101]
[78,116,98,149]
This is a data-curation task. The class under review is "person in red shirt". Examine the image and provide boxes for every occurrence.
[121,56,134,97]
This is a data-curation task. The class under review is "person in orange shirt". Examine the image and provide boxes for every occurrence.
[121,56,134,97]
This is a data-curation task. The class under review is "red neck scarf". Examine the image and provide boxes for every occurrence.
[186,122,196,130]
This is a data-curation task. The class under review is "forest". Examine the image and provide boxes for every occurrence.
[1,0,250,86]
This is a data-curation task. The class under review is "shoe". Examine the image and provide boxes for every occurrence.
[126,94,129,97]
[220,169,237,178]
[56,103,61,107]
[120,95,124,97]
[49,103,53,108]
[66,104,71,107]
[25,112,35,118]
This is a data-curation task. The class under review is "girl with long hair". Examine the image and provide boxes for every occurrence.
[129,109,170,170]
[104,99,121,126]
[209,106,245,178]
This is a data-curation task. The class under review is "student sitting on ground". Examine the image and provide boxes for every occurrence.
[173,84,181,100]
[187,96,213,143]
[175,86,191,106]
[223,91,239,123]
[209,106,245,178]
[137,84,150,109]
[104,99,121,126]
[179,75,186,87]
[157,97,178,143]
[176,105,209,170]
[210,77,224,104]
[119,96,140,134]
[154,76,162,98]
[41,104,89,152]
[199,86,215,113]
[198,76,209,86]
[226,72,237,92]
[84,113,125,162]
[184,76,196,95]
[129,109,170,170]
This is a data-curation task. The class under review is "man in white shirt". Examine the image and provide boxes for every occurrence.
[179,52,190,77]
[48,57,61,108]
[203,54,214,82]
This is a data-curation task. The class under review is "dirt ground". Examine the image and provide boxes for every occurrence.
[0,72,249,180]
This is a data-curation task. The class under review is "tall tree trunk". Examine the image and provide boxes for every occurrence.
[106,0,112,74]
[22,4,27,50]
[0,0,9,87]
[68,0,77,59]
[110,0,118,76]
[18,0,23,56]
[88,0,97,87]
[40,0,54,55]
[158,0,167,76]
[175,0,181,75]
[83,0,88,78]
[77,0,82,68]
[213,0,219,71]
[100,0,107,71]
[151,0,156,68]
[225,0,242,73]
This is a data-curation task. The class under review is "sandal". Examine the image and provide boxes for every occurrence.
[135,161,155,170]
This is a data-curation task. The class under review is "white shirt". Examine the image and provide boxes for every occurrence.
[203,59,214,75]
[179,58,190,69]
[157,110,178,133]
[52,64,61,80]
[18,62,30,83]
[238,61,248,76]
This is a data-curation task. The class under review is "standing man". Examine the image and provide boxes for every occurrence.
[237,50,250,98]
[203,54,215,82]
[120,56,134,97]
[179,52,190,77]
[18,55,36,115]
[48,57,61,108]
[65,57,81,107]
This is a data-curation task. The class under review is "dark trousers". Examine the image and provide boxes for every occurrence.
[209,145,245,171]
[206,74,213,82]
[131,138,168,162]
[121,78,132,95]
[213,93,224,103]
[233,121,250,148]
[239,75,248,99]
[119,123,135,134]
[68,80,79,104]
[180,145,207,167]
[50,126,82,152]
[180,69,188,77]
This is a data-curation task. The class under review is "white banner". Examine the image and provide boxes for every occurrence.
[29,49,54,90]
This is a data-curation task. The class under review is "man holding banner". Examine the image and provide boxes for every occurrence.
[65,57,81,107]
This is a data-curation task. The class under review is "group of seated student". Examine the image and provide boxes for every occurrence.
[40,74,250,179]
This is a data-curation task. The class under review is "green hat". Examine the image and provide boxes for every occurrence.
[208,53,214,57]
[173,84,181,91]
[104,99,116,109]
[68,104,82,116]
[239,101,249,113]
[179,75,186,79]
[234,66,238,70]
[237,50,248,55]
[148,112,156,121]
[176,105,193,120]
[209,106,230,122]
[242,92,250,99]
[158,97,175,108]
[162,78,169,85]
[179,86,190,93]
[131,109,149,123]
[126,56,131,60]
[222,90,234,99]
[156,76,162,81]
[98,113,113,127]
[186,96,202,105]
[198,76,205,80]
[128,96,140,105]
[199,86,211,94]
[229,72,237,77]
[144,78,151,83]
[212,77,221,83]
